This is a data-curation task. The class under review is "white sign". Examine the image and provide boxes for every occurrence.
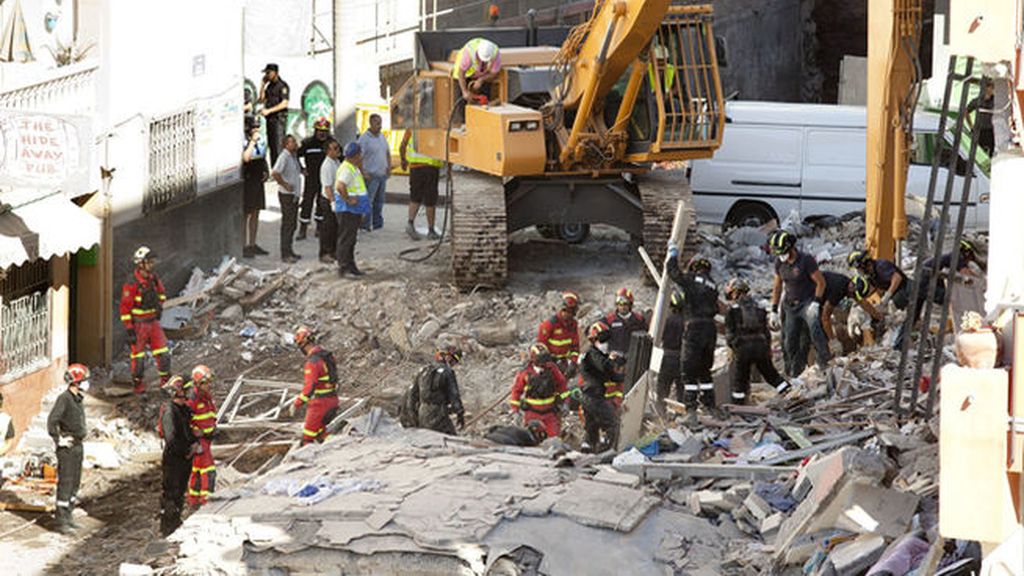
[0,111,91,197]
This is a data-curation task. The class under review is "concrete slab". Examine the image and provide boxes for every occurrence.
[551,478,659,532]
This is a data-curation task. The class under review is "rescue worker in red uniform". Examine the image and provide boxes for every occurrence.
[537,291,581,377]
[186,365,217,507]
[575,321,627,452]
[510,343,568,438]
[119,246,170,394]
[603,288,648,357]
[289,326,341,444]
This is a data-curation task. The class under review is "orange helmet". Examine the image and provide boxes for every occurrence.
[163,375,187,398]
[529,343,551,365]
[294,326,316,348]
[64,363,90,386]
[191,365,214,386]
[561,291,580,311]
[313,117,331,131]
[588,320,610,343]
[615,288,634,306]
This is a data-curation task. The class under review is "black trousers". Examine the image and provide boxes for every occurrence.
[299,183,320,225]
[730,338,784,404]
[279,193,299,257]
[160,451,192,536]
[581,396,619,450]
[56,444,83,522]
[318,198,338,257]
[266,114,286,166]
[682,320,716,408]
[656,352,683,404]
[336,212,361,270]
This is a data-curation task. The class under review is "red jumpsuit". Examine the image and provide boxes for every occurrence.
[537,315,580,374]
[187,389,217,507]
[510,362,568,438]
[119,269,170,392]
[295,346,340,444]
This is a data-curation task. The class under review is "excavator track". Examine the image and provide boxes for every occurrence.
[450,171,508,290]
[638,171,698,269]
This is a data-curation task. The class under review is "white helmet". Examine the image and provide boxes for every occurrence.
[133,246,154,265]
[476,39,498,63]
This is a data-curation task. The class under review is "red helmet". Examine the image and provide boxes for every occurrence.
[191,365,214,386]
[561,291,580,312]
[615,288,634,306]
[435,345,463,365]
[588,320,610,343]
[64,363,90,386]
[529,343,551,365]
[163,375,187,398]
[294,326,316,348]
[313,117,331,131]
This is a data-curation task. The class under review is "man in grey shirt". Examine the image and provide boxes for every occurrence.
[272,134,303,263]
[318,139,341,263]
[356,114,391,231]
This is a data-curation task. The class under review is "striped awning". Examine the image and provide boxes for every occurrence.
[0,196,101,269]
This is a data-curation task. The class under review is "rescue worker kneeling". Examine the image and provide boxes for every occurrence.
[510,343,568,439]
[575,321,626,452]
[290,326,341,444]
[399,345,466,435]
[724,279,791,405]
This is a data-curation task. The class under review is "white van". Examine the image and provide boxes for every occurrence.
[690,101,991,230]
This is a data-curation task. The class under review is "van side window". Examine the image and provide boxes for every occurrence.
[911,133,970,176]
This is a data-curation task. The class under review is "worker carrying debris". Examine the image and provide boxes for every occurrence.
[847,249,910,312]
[47,363,90,534]
[666,245,724,412]
[186,365,217,507]
[576,321,626,452]
[655,291,686,415]
[483,421,548,447]
[452,37,501,102]
[510,343,568,439]
[398,345,466,435]
[603,287,649,358]
[158,376,198,537]
[768,230,831,377]
[290,327,341,444]
[724,278,791,404]
[845,275,886,346]
[120,246,171,394]
[537,291,581,378]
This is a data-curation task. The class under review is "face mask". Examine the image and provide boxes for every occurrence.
[596,342,609,354]
[79,380,90,392]
[778,254,788,263]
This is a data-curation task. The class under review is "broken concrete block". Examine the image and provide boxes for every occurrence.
[386,321,412,353]
[742,492,772,522]
[827,534,886,576]
[473,320,519,347]
[220,304,244,320]
[472,463,510,481]
[760,512,783,540]
[414,319,441,346]
[689,490,731,516]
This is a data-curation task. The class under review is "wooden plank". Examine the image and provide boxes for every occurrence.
[778,425,813,449]
[636,246,663,288]
[616,462,798,482]
[616,371,650,451]
[0,501,53,513]
[239,275,286,310]
[758,430,876,466]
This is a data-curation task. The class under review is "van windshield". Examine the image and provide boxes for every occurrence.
[910,131,990,178]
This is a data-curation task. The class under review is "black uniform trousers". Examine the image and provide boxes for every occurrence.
[656,351,683,404]
[56,444,83,523]
[318,198,338,258]
[581,395,619,451]
[730,337,784,404]
[160,450,192,536]
[266,114,286,166]
[682,319,717,408]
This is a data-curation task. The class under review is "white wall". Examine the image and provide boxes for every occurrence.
[100,0,244,227]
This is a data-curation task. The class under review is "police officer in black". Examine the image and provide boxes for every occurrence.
[47,364,90,534]
[666,245,724,411]
[258,63,290,165]
[655,291,685,414]
[296,118,332,241]
[724,279,791,405]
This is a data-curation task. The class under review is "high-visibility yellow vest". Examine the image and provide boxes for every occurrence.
[338,160,367,197]
[647,62,677,94]
[406,141,442,168]
[452,38,495,79]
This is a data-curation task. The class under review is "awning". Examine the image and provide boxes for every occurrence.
[0,196,102,269]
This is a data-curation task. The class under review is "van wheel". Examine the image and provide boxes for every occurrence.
[726,202,776,229]
[557,223,590,244]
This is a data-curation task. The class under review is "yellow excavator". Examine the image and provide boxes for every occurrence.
[391,0,724,289]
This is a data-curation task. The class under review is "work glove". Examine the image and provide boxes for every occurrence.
[126,328,137,345]
[768,311,781,331]
[879,293,892,308]
[667,241,679,259]
[288,402,299,418]
[828,340,843,357]
[456,411,466,429]
[56,435,75,448]
[806,301,821,320]
[156,306,163,321]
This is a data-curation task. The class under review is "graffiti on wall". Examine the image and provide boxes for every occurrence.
[244,77,334,140]
[0,111,91,198]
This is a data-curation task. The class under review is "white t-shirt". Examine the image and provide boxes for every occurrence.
[320,157,341,201]
[272,149,302,196]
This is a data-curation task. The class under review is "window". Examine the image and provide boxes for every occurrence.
[911,132,970,176]
[0,259,51,382]
[145,110,197,214]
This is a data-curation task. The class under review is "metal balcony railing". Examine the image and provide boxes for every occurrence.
[0,291,51,383]
[0,62,99,116]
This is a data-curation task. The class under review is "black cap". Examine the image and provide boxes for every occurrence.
[262,63,279,73]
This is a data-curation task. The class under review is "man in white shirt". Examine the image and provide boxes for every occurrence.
[318,139,341,263]
[272,135,303,263]
[356,114,391,231]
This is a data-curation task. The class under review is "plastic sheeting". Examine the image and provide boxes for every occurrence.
[985,150,1024,316]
